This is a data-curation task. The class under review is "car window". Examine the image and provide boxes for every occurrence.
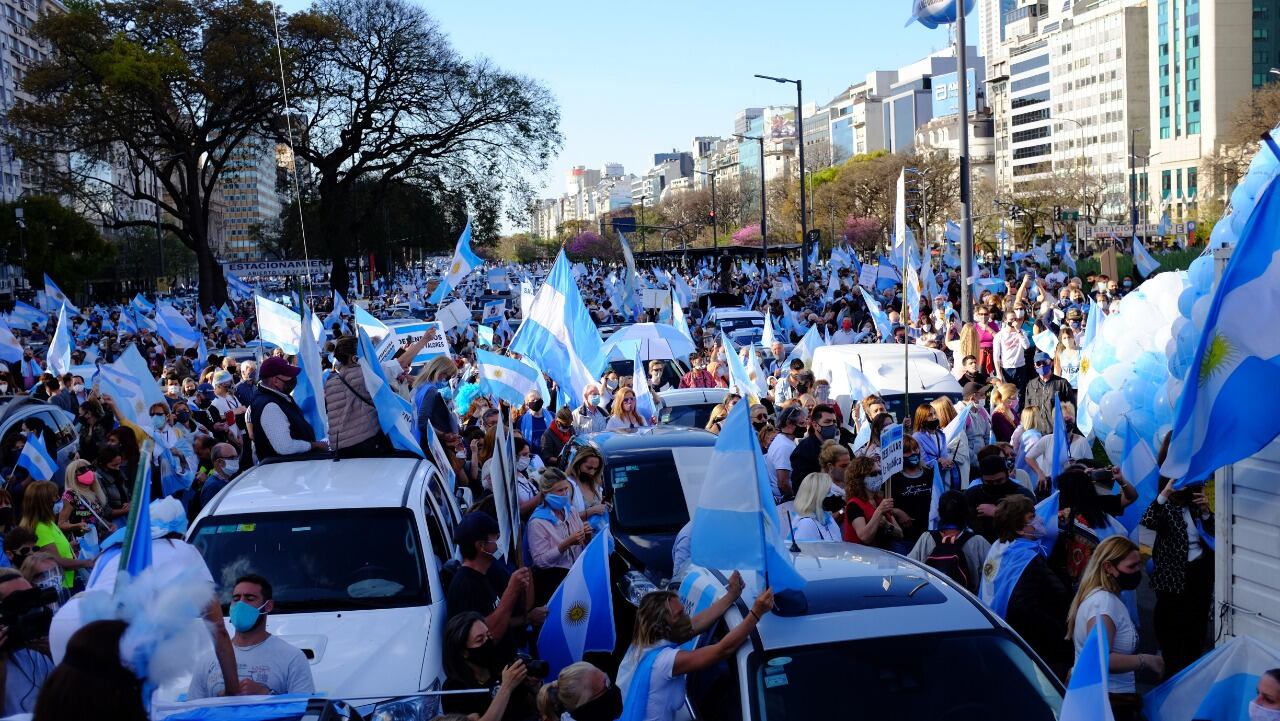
[606,452,689,532]
[423,466,460,541]
[191,508,430,612]
[688,621,743,721]
[749,631,1061,721]
[660,404,714,430]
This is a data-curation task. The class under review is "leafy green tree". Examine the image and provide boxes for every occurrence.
[0,196,115,294]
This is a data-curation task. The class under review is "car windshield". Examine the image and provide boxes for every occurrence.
[717,317,763,331]
[606,452,689,532]
[749,631,1061,721]
[881,393,960,423]
[191,508,429,613]
[660,403,715,429]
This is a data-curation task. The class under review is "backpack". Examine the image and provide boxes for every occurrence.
[925,530,974,590]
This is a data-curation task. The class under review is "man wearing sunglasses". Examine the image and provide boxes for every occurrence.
[1023,351,1073,429]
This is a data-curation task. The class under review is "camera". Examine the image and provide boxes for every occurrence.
[1089,468,1116,487]
[515,653,550,678]
[0,587,56,652]
[821,496,845,514]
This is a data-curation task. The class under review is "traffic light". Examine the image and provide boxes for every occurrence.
[1053,205,1061,220]
[1008,206,1019,221]
[707,210,716,226]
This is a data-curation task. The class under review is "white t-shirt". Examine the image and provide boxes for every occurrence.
[617,644,683,721]
[792,514,841,542]
[188,634,316,699]
[765,434,796,488]
[1073,589,1137,693]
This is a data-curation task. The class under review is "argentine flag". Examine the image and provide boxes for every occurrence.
[509,252,603,407]
[719,333,757,403]
[118,460,154,586]
[16,436,57,481]
[786,324,824,369]
[1061,620,1114,721]
[690,401,805,592]
[225,269,254,299]
[130,294,154,315]
[428,219,481,304]
[1143,635,1280,721]
[155,304,200,349]
[979,492,1059,616]
[617,231,643,321]
[96,345,168,432]
[0,320,22,364]
[1132,237,1161,277]
[46,305,72,376]
[293,309,328,441]
[1162,176,1280,484]
[1049,397,1069,486]
[858,287,895,341]
[356,327,423,456]
[631,343,658,420]
[1117,418,1160,533]
[476,348,541,409]
[926,459,946,530]
[536,530,616,677]
[255,295,321,356]
[7,300,45,328]
[43,274,79,315]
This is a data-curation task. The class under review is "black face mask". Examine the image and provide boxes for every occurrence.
[0,508,13,528]
[528,399,544,412]
[921,419,940,431]
[665,615,695,643]
[572,684,624,721]
[466,640,501,670]
[1115,569,1142,591]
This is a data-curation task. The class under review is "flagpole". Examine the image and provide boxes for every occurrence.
[113,440,154,597]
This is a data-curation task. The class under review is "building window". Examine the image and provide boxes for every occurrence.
[1162,169,1172,199]
[1013,143,1051,160]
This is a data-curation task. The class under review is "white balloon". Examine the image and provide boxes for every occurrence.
[1191,294,1213,330]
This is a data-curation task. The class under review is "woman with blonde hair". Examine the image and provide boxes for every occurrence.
[59,459,112,538]
[819,439,851,489]
[990,382,1020,443]
[792,470,841,541]
[1066,536,1162,720]
[20,481,93,590]
[536,662,618,721]
[931,396,971,487]
[704,403,728,435]
[840,456,898,546]
[605,387,648,430]
[412,354,460,445]
[567,446,609,534]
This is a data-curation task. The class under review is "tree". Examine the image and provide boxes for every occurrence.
[1201,82,1280,202]
[496,233,556,263]
[732,224,762,247]
[566,231,618,262]
[842,215,880,253]
[285,0,561,294]
[9,0,292,310]
[0,196,115,294]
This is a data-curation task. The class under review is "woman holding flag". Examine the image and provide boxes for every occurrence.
[1065,536,1162,720]
[527,469,590,606]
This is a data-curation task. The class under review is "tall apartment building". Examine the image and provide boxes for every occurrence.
[988,0,1149,220]
[216,135,283,260]
[1148,0,1280,222]
[0,0,65,202]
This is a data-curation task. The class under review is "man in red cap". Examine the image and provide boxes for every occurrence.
[247,356,327,461]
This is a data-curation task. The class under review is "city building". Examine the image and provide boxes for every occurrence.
[215,134,284,260]
[1147,0,1280,222]
[0,0,66,203]
[987,0,1150,221]
[530,163,634,238]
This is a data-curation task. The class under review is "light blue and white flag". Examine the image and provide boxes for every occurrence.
[1033,329,1059,357]
[719,332,758,402]
[927,459,947,530]
[1061,620,1114,721]
[323,291,350,333]
[537,528,615,677]
[428,218,481,304]
[858,287,894,341]
[1162,177,1280,484]
[1132,237,1161,277]
[1037,490,1060,557]
[760,312,776,348]
[1143,635,1280,721]
[357,327,423,456]
[7,300,45,328]
[96,345,167,432]
[0,319,22,364]
[255,296,321,356]
[16,435,57,481]
[1049,397,1069,487]
[293,309,328,441]
[1118,418,1160,533]
[476,348,541,409]
[155,305,200,349]
[670,290,693,356]
[903,264,922,324]
[46,305,72,376]
[631,344,658,420]
[1062,243,1078,273]
[785,323,823,368]
[509,252,603,406]
[979,536,1042,618]
[43,274,78,315]
[746,345,769,397]
[617,231,643,321]
[119,463,153,583]
[224,269,254,299]
[690,401,805,592]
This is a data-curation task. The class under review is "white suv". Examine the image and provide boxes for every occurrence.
[680,542,1064,721]
[183,453,462,720]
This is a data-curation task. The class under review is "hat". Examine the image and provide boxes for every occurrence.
[212,369,234,386]
[961,381,990,398]
[259,356,301,380]
[1033,351,1052,364]
[1066,308,1083,320]
[456,512,500,552]
[197,382,215,396]
[979,455,1008,477]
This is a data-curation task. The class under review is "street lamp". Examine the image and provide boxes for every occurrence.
[694,168,719,250]
[733,133,768,273]
[1128,127,1145,232]
[754,74,809,280]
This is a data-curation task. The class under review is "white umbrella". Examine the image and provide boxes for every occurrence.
[600,322,696,361]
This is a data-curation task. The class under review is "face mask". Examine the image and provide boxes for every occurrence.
[72,383,84,393]
[167,385,180,395]
[0,508,12,527]
[221,459,240,476]
[0,384,8,393]
[76,470,95,486]
[1021,517,1046,540]
[150,414,168,430]
[282,377,298,394]
[906,454,920,466]
[1249,701,1280,721]
[466,639,501,669]
[819,426,839,441]
[528,399,544,412]
[573,684,624,721]
[176,410,191,423]
[1037,365,1052,377]
[228,600,267,633]
[1123,281,1133,289]
[1115,568,1142,591]
[34,570,60,593]
[516,457,531,472]
[606,380,618,391]
[588,394,601,407]
[544,492,571,512]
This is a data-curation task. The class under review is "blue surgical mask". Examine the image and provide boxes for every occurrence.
[906,454,920,466]
[229,600,268,633]
[150,414,168,430]
[544,493,571,512]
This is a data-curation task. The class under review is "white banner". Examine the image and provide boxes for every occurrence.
[225,259,334,277]
[880,423,904,479]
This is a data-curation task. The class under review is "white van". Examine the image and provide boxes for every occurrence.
[810,344,962,422]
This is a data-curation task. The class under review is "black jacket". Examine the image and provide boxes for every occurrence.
[1140,497,1214,594]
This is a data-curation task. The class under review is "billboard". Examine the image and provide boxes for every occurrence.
[766,108,797,143]
[931,69,977,118]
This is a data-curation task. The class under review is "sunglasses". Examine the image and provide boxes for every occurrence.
[1035,360,1051,368]
[12,545,32,555]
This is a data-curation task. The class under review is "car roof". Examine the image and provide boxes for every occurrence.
[687,543,996,650]
[202,456,427,515]
[658,388,730,406]
[583,426,719,454]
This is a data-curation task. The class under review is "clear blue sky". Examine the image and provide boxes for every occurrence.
[280,0,950,206]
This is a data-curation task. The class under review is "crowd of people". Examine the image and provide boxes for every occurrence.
[0,244,1259,721]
